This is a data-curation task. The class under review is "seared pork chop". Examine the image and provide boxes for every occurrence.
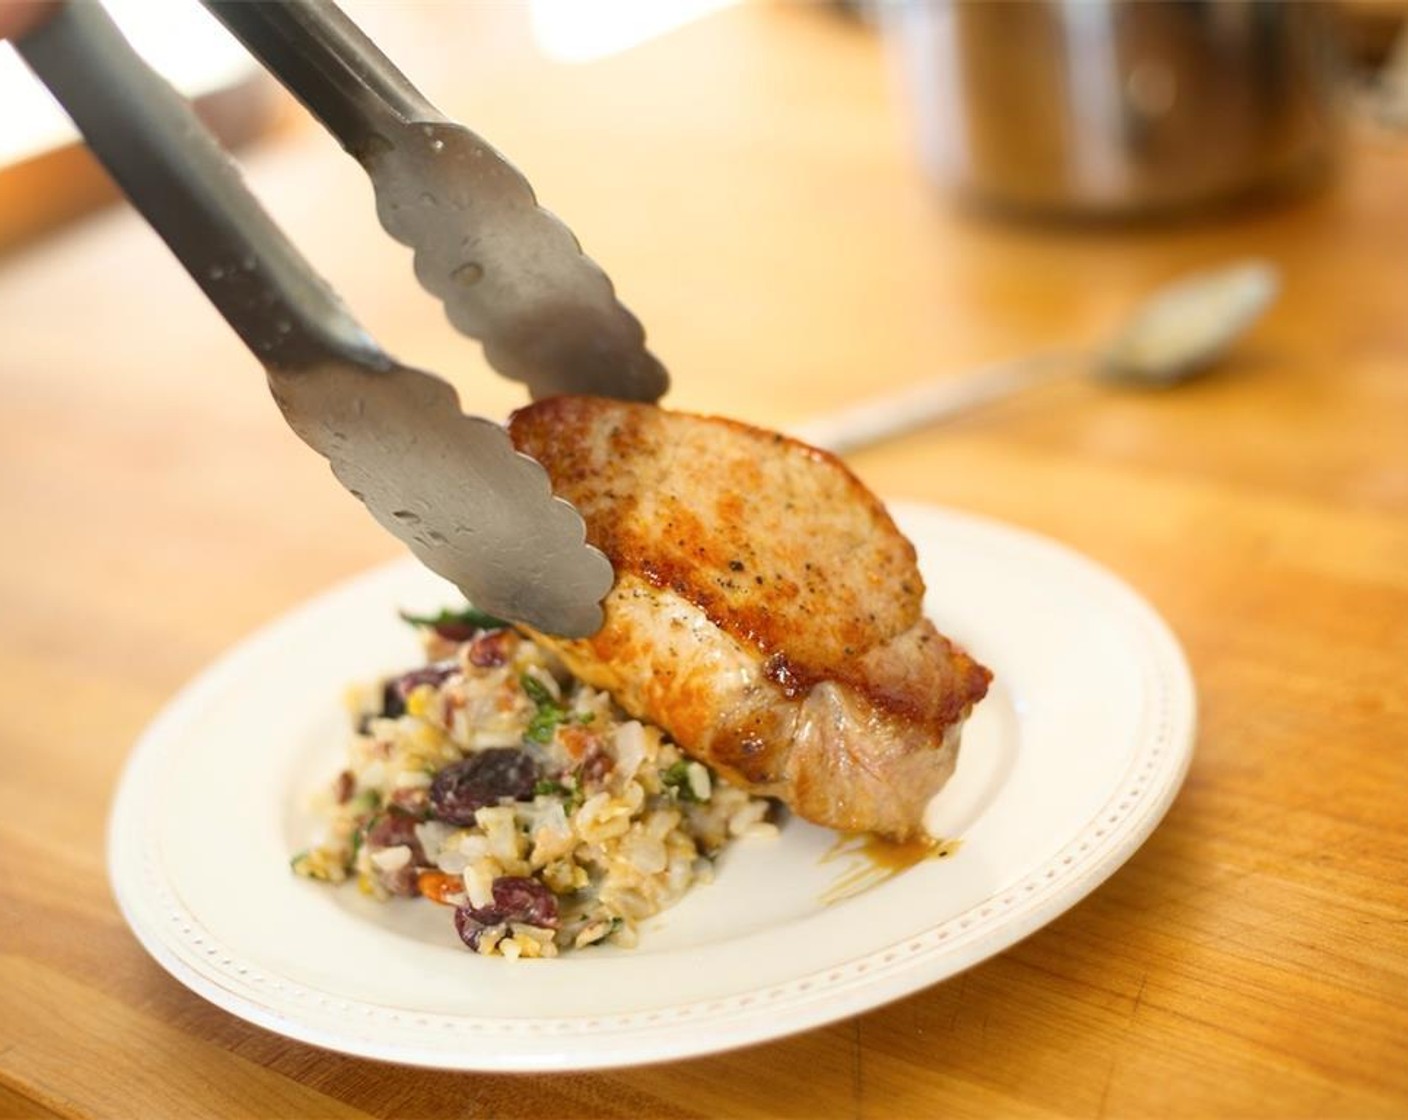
[508,397,991,840]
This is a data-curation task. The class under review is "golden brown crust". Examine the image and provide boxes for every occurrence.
[509,396,993,839]
[509,396,986,724]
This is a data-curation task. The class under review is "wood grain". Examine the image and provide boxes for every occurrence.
[1,3,1404,1116]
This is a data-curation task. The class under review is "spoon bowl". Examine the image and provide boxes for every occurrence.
[1100,260,1279,386]
[791,259,1281,455]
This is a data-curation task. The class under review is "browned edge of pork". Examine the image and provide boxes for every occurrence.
[508,396,992,839]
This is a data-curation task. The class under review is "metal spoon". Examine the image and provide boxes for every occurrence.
[790,260,1279,456]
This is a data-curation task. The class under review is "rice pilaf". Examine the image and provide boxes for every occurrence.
[292,608,778,957]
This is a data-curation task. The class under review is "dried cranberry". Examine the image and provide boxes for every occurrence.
[431,620,479,642]
[429,749,540,825]
[453,906,490,950]
[387,787,431,819]
[375,662,461,721]
[459,876,560,931]
[378,681,405,720]
[395,663,459,699]
[381,862,421,898]
[467,629,513,668]
[489,876,559,929]
[578,745,614,787]
[365,812,427,864]
[378,663,460,721]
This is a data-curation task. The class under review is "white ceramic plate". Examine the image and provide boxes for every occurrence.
[108,502,1195,1071]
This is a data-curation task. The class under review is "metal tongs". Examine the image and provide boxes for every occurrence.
[18,0,669,637]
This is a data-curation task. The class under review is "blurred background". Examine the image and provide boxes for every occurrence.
[4,5,1408,1115]
[3,0,1404,420]
[2,0,1406,416]
[3,0,1407,647]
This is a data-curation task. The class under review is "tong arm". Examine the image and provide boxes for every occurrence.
[17,0,383,374]
[199,1,444,155]
[16,0,613,637]
[203,0,671,404]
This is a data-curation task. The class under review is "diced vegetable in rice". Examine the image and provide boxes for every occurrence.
[292,607,778,957]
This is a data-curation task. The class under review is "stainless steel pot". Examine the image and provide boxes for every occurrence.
[885,0,1343,219]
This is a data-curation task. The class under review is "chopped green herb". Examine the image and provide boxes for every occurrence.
[574,711,597,724]
[349,822,366,861]
[400,604,509,637]
[662,760,699,802]
[533,776,582,811]
[520,673,556,707]
[521,673,567,743]
[662,760,714,803]
[349,789,382,816]
[525,708,561,744]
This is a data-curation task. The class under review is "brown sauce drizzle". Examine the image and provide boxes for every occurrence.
[820,832,962,905]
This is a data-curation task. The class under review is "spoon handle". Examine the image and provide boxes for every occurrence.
[788,350,1082,456]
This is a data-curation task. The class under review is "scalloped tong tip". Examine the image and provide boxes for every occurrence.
[18,0,668,637]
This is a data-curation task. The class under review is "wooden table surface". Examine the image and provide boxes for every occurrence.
[2,4,1405,1117]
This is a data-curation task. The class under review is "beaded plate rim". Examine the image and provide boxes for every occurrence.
[108,502,1196,1071]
